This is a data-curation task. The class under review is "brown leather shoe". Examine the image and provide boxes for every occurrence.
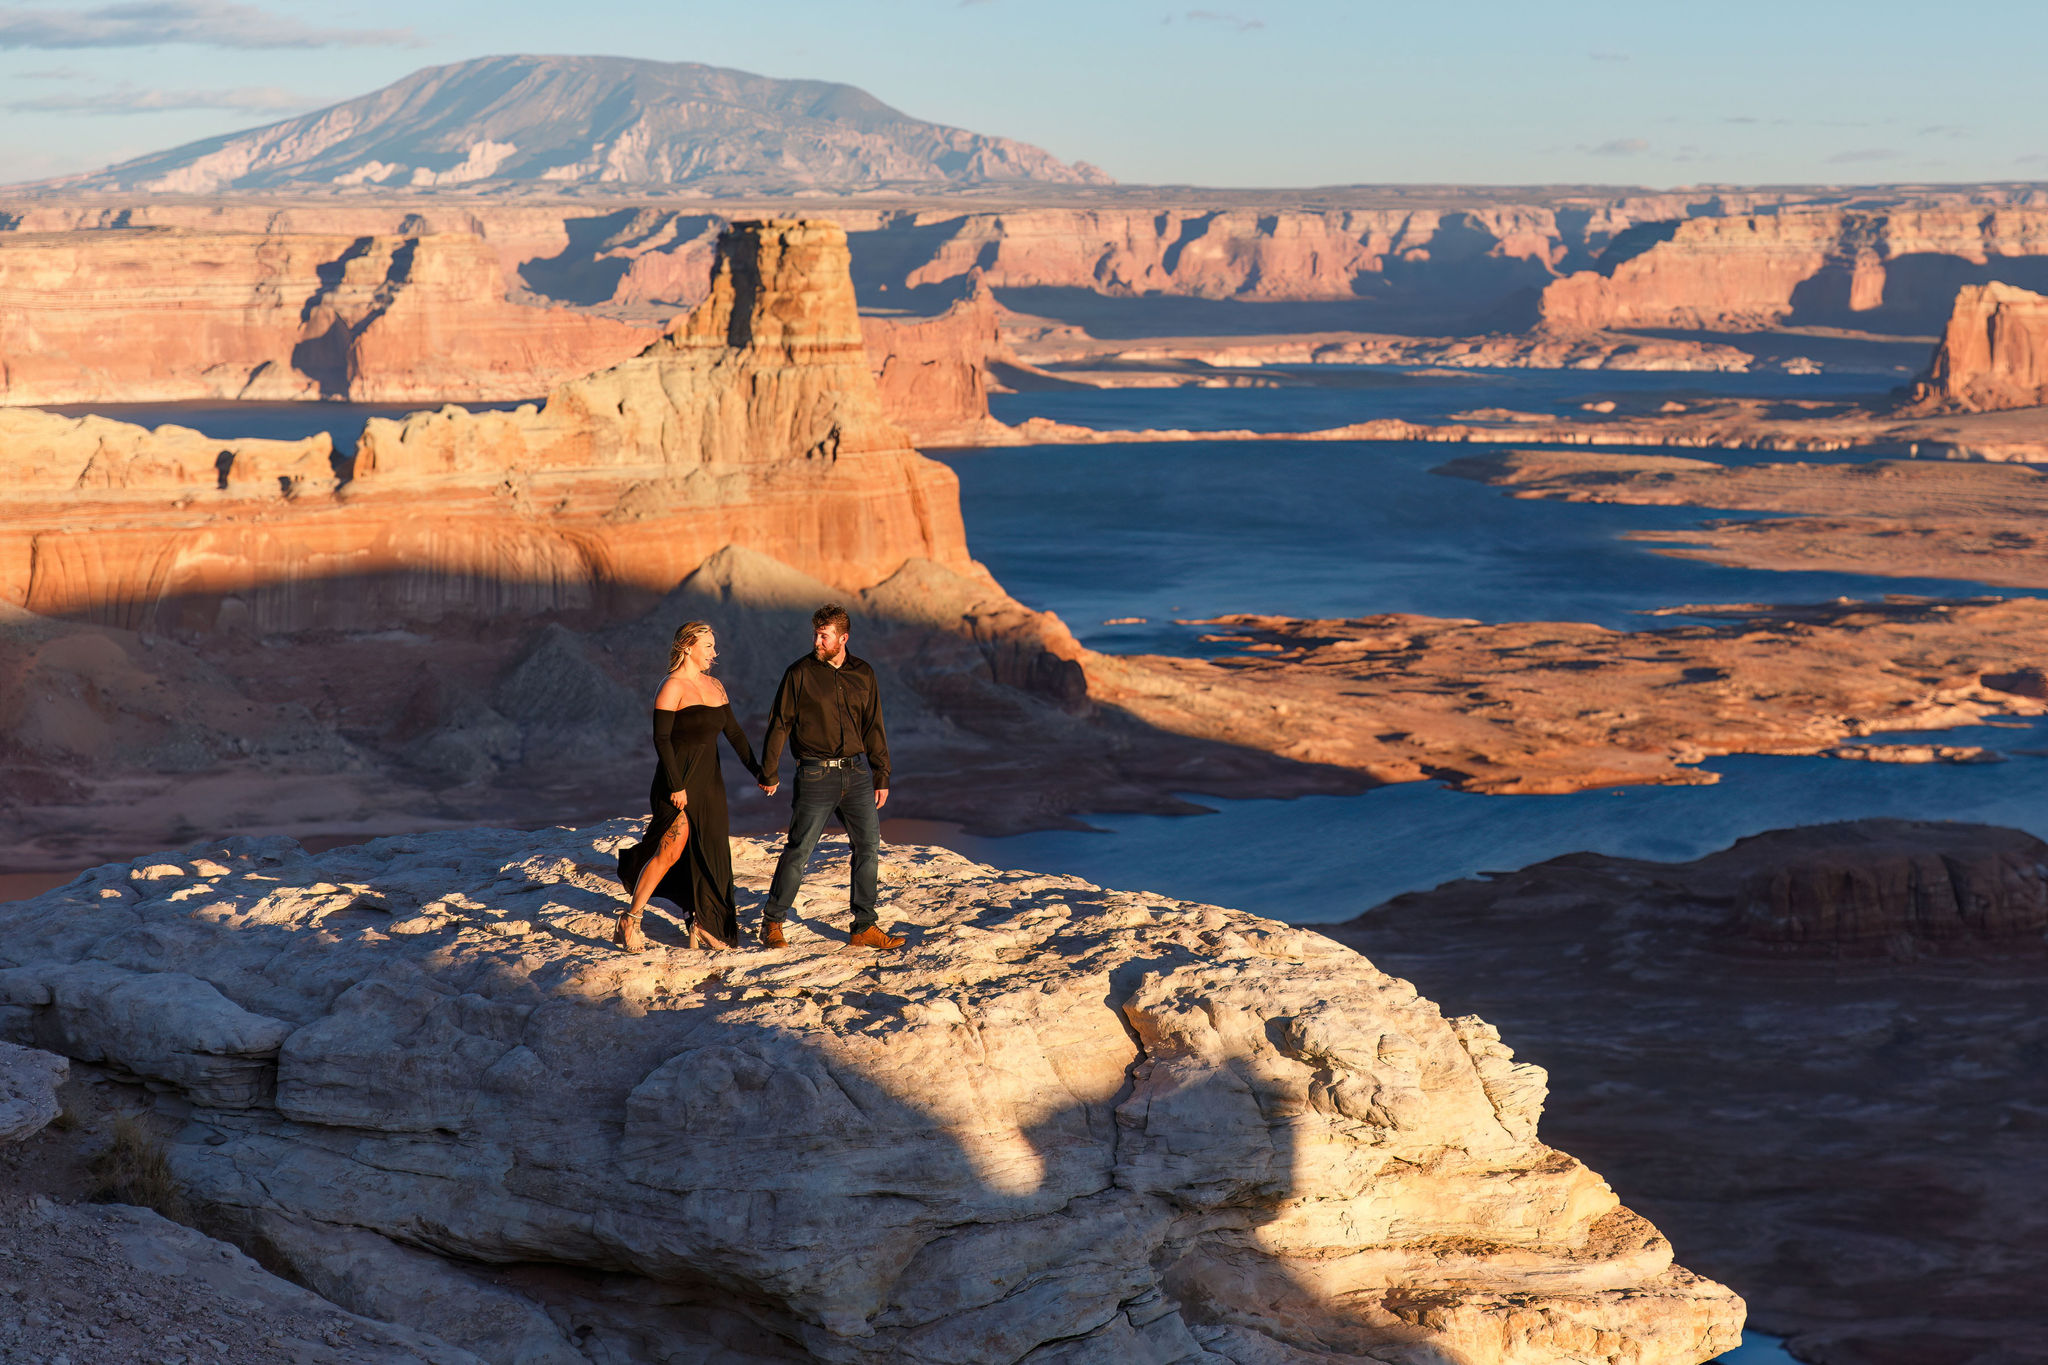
[759,920,787,949]
[848,925,905,951]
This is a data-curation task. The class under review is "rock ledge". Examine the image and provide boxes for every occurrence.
[0,826,1742,1363]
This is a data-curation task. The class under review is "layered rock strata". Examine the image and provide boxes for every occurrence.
[0,219,973,631]
[860,278,1018,445]
[0,824,1744,1363]
[1904,280,2048,413]
[1539,207,2048,334]
[1332,819,2048,1363]
[0,227,655,405]
[1082,597,2048,794]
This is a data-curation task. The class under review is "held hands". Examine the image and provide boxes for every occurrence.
[670,790,689,811]
[875,788,889,810]
[758,781,779,796]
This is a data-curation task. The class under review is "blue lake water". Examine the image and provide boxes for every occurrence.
[1714,1335,1794,1364]
[990,362,1904,432]
[932,433,2014,660]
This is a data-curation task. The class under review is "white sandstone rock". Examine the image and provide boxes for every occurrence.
[0,1039,67,1141]
[0,825,1744,1364]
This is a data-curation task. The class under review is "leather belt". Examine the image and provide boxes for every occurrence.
[807,755,863,769]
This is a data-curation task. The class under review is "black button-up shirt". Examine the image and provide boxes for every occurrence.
[758,653,892,789]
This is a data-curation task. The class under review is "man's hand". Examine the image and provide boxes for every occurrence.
[759,781,779,796]
[875,788,890,810]
[670,790,688,811]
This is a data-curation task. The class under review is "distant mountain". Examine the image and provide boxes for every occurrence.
[54,54,1113,194]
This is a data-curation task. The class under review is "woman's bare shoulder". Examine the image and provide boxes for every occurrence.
[706,677,732,705]
[653,675,689,708]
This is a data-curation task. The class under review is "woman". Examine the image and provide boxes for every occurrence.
[614,621,762,952]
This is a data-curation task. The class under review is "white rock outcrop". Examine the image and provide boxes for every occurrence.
[0,1039,67,1142]
[0,827,1743,1364]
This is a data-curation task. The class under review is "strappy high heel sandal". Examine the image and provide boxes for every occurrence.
[615,909,649,952]
[688,921,728,952]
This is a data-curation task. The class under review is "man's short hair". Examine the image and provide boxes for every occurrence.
[812,603,851,634]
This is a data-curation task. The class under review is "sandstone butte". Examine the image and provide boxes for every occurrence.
[1903,280,2048,413]
[0,218,1000,630]
[0,226,657,405]
[0,823,1746,1363]
[1332,818,2048,1363]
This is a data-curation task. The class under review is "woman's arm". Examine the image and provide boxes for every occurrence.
[651,709,690,804]
[720,704,763,782]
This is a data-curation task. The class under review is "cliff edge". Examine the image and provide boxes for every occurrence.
[0,825,1743,1364]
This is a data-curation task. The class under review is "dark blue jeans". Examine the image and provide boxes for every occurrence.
[764,756,881,931]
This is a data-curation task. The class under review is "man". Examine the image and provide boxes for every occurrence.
[755,604,904,950]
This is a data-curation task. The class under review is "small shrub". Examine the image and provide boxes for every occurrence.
[87,1115,189,1222]
[47,1107,79,1132]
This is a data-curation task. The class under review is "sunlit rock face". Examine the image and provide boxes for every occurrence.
[0,825,1743,1364]
[860,278,1017,447]
[1538,208,2048,334]
[0,219,975,633]
[0,228,656,406]
[1904,281,2048,414]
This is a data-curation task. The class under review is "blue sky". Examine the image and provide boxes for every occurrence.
[0,0,2041,188]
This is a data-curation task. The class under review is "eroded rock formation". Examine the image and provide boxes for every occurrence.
[0,219,970,630]
[1333,819,2048,1362]
[1082,597,2048,794]
[860,278,1017,445]
[0,825,1744,1363]
[1538,207,2048,334]
[0,228,655,405]
[1905,281,2048,413]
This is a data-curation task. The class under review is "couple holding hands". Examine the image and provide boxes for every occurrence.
[613,603,905,954]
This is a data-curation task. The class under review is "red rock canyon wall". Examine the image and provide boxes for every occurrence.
[0,219,976,633]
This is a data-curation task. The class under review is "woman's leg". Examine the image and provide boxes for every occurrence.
[618,815,688,950]
[628,815,689,914]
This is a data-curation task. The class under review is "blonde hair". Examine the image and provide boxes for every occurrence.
[667,620,713,672]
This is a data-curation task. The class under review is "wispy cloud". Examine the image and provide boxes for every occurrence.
[1177,9,1264,30]
[4,81,322,113]
[1915,123,1969,140]
[1826,147,1899,164]
[1587,137,1650,157]
[0,1,416,49]
[1588,49,1628,62]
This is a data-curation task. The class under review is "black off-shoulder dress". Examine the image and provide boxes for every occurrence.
[616,704,762,943]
